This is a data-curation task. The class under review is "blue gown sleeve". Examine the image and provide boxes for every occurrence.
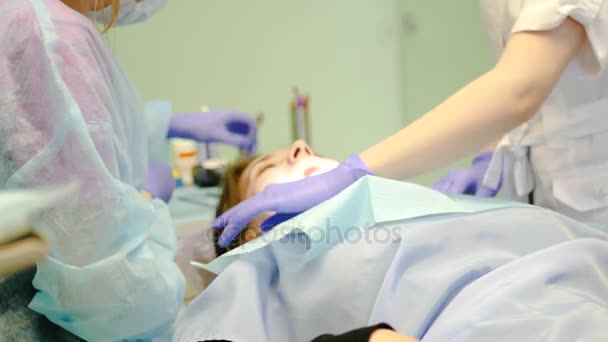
[144,100,174,164]
[0,2,184,340]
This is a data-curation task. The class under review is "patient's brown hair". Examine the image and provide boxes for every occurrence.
[213,157,261,256]
[63,0,120,32]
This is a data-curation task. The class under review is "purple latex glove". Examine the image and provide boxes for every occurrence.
[212,154,373,248]
[431,151,500,197]
[168,110,257,155]
[142,162,175,203]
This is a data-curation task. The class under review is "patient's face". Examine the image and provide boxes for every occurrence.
[241,140,339,197]
[214,140,338,251]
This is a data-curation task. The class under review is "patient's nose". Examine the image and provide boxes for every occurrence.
[288,140,314,164]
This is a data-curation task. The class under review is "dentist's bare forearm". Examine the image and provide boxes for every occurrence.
[360,18,585,179]
[360,69,536,179]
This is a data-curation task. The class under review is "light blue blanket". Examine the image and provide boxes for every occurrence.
[175,177,608,342]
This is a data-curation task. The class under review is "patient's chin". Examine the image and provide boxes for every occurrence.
[242,214,269,243]
[229,210,275,248]
[242,226,262,243]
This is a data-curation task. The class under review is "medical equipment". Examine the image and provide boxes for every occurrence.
[172,138,199,186]
[290,87,311,143]
[168,105,260,188]
[168,109,257,152]
[196,105,225,188]
[197,105,220,161]
[199,111,263,164]
[193,111,264,188]
[170,122,223,188]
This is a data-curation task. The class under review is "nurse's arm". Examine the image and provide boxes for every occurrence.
[360,18,586,179]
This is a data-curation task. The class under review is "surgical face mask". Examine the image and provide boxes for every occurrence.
[246,153,339,196]
[92,0,167,26]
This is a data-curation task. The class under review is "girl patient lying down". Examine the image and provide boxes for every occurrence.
[176,140,608,342]
[211,140,415,341]
[213,140,339,255]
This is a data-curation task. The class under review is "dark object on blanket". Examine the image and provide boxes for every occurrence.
[197,324,395,342]
[312,323,395,342]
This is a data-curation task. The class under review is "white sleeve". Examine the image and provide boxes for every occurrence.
[511,0,608,75]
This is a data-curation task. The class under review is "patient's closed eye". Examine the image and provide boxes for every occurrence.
[257,163,276,176]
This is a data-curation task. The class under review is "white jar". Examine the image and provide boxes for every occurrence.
[171,138,198,186]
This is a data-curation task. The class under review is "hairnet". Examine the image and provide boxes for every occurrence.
[93,0,167,26]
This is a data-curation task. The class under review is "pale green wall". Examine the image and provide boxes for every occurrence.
[112,0,494,185]
[111,0,404,162]
[399,1,494,184]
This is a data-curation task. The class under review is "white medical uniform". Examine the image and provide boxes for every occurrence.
[480,0,608,223]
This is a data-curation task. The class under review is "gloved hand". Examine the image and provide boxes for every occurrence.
[212,154,373,248]
[431,151,500,197]
[142,162,175,203]
[168,110,257,155]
